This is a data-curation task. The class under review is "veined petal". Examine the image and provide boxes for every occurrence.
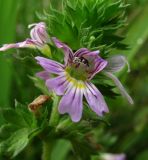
[46,74,68,95]
[0,39,37,51]
[52,37,73,65]
[0,44,18,51]
[89,57,108,79]
[35,56,64,75]
[58,82,83,122]
[0,22,49,52]
[36,71,50,80]
[29,22,49,44]
[84,82,109,116]
[104,71,134,104]
[105,55,130,73]
[74,48,99,57]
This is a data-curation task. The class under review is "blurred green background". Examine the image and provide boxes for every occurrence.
[0,0,148,160]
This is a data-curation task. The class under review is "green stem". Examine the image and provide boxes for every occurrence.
[49,94,60,127]
[42,140,54,160]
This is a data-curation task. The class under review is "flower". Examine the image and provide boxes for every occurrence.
[103,55,134,104]
[0,22,51,56]
[35,37,133,122]
[101,153,126,160]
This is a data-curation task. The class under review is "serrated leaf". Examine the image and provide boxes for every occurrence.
[0,103,38,157]
[41,0,127,51]
[0,128,29,158]
[0,124,17,140]
[2,109,30,128]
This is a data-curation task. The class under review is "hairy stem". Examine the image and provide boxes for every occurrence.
[49,94,60,127]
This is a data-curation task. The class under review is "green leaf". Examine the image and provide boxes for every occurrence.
[0,102,38,157]
[0,127,29,158]
[2,109,30,128]
[42,0,127,51]
[0,124,17,140]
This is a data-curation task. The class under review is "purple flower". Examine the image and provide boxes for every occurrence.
[104,55,134,104]
[0,22,51,56]
[36,37,133,122]
[101,153,126,160]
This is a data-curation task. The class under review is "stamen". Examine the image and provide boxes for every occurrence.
[73,57,81,64]
[73,56,89,67]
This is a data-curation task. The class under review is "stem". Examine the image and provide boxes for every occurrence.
[49,94,60,127]
[42,94,60,160]
[42,140,54,160]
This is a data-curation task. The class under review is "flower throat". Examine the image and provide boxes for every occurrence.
[66,57,89,81]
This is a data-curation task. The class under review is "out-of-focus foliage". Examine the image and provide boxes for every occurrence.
[0,0,20,107]
[0,0,148,160]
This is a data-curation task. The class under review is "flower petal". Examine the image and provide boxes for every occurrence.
[36,71,50,80]
[52,37,73,65]
[73,48,106,80]
[104,71,134,104]
[101,153,126,160]
[29,22,49,44]
[89,57,108,79]
[35,56,64,75]
[74,48,99,57]
[0,44,18,51]
[0,22,49,52]
[84,82,109,116]
[58,83,83,122]
[46,75,68,95]
[0,39,37,51]
[105,55,130,73]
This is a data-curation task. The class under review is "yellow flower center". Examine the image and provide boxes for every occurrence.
[65,66,88,81]
[65,70,86,89]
